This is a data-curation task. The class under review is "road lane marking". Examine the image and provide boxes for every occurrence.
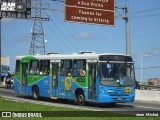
[136,106,160,110]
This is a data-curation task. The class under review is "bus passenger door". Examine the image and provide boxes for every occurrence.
[21,63,28,94]
[50,63,59,97]
[88,63,97,101]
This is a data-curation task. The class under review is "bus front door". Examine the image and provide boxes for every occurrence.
[21,63,28,94]
[51,63,59,98]
[88,63,96,101]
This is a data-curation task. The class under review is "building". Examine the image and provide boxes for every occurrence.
[148,78,160,85]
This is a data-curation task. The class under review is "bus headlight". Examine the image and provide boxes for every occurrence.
[100,87,106,94]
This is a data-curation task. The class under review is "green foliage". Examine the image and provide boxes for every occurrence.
[0,98,158,120]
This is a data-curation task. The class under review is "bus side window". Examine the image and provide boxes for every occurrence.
[60,60,72,76]
[15,60,20,74]
[39,60,50,76]
[73,60,86,77]
[29,60,39,75]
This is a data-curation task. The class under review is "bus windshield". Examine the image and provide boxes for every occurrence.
[99,62,135,87]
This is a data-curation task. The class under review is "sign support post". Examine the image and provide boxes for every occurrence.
[125,4,131,55]
[116,4,131,55]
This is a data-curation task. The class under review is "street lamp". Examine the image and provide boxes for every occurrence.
[140,54,148,84]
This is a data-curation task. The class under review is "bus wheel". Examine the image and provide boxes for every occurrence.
[107,103,116,107]
[77,92,85,106]
[32,86,39,100]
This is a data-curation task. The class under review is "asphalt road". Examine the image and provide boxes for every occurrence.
[0,86,160,114]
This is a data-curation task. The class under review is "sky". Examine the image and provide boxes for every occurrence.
[1,0,160,83]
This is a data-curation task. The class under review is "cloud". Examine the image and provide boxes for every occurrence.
[140,50,160,57]
[132,49,160,59]
[74,32,92,40]
[14,34,31,43]
[73,32,108,41]
[132,34,141,39]
[153,49,160,57]
[2,18,14,23]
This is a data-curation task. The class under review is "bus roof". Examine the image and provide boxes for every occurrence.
[16,52,132,62]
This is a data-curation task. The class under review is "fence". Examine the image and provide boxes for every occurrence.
[139,84,160,91]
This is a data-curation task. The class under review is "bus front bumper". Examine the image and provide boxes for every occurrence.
[97,93,135,103]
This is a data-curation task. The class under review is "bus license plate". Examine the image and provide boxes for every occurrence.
[117,98,123,101]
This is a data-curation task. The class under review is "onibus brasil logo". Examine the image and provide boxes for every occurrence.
[1,112,42,118]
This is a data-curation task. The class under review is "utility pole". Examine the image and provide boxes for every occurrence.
[124,5,131,55]
[116,4,131,55]
[29,0,49,55]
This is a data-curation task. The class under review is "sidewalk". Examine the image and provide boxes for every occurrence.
[0,84,5,88]
[0,81,5,86]
[135,100,160,105]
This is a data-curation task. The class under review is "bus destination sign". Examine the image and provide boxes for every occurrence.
[65,0,115,26]
[99,55,133,62]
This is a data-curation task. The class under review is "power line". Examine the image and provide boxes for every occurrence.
[135,66,160,69]
[50,0,64,2]
[116,0,130,3]
[45,23,66,53]
[54,14,85,51]
[131,13,160,19]
[48,1,81,53]
[69,24,90,51]
[131,7,160,15]
[52,2,89,51]
[50,18,79,52]
[48,1,92,52]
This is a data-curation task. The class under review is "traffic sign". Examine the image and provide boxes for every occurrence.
[65,0,115,26]
[66,0,114,11]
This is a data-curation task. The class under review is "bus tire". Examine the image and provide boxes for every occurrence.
[107,103,116,107]
[77,91,85,106]
[32,86,39,100]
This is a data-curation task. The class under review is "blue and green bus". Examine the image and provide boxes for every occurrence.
[1,65,10,81]
[14,52,135,105]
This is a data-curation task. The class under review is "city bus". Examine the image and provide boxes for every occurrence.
[1,65,10,81]
[14,52,135,106]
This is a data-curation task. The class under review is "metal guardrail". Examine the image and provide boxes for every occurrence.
[139,84,160,91]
